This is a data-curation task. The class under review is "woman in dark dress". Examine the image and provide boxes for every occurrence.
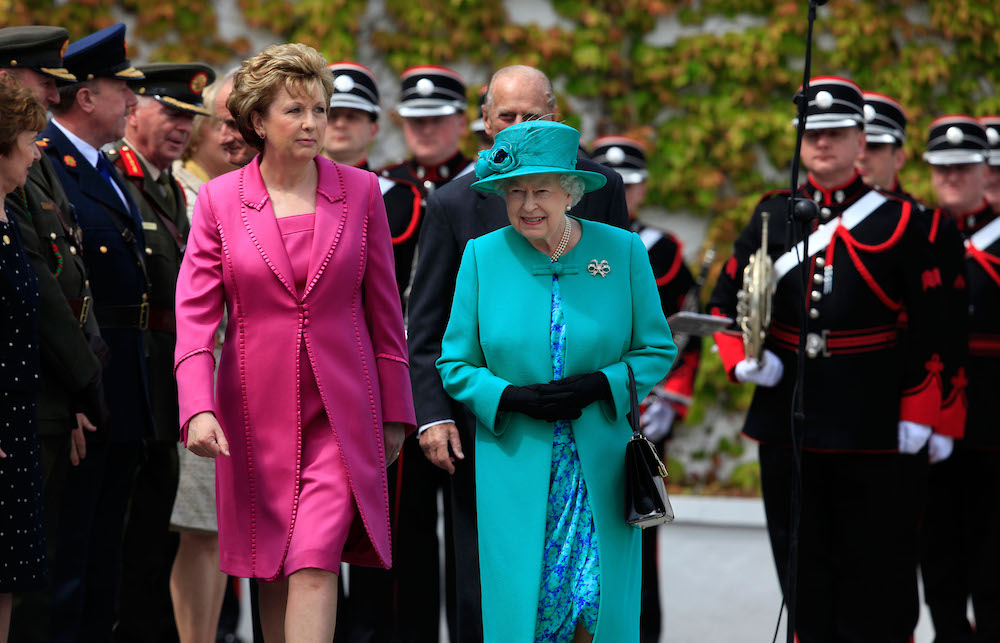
[0,73,47,640]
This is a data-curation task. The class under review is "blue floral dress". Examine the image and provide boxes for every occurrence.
[534,273,601,641]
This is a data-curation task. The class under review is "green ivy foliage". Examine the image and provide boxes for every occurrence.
[6,1,995,490]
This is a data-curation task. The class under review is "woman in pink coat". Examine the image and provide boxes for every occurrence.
[174,43,415,641]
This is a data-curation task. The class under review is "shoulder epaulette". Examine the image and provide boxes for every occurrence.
[116,146,144,179]
[756,188,792,207]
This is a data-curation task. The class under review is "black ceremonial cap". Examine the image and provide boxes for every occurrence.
[794,76,864,130]
[923,115,988,165]
[133,63,215,116]
[396,65,466,118]
[470,84,487,133]
[63,23,144,82]
[328,62,380,117]
[0,26,75,82]
[979,116,1000,167]
[863,92,907,145]
[591,136,648,185]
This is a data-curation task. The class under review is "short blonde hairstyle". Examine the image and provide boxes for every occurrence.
[227,43,333,152]
[0,74,46,156]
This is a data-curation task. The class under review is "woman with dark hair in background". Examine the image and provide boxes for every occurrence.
[0,73,47,642]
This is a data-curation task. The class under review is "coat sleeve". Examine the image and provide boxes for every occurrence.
[362,172,416,433]
[436,239,513,436]
[407,187,464,427]
[599,233,678,422]
[173,182,225,443]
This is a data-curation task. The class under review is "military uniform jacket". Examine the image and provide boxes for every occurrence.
[708,173,946,451]
[635,222,701,413]
[108,141,188,441]
[942,202,998,448]
[963,215,1000,448]
[903,194,969,439]
[377,151,472,313]
[7,151,102,435]
[40,121,153,443]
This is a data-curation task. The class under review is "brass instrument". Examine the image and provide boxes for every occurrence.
[737,211,776,365]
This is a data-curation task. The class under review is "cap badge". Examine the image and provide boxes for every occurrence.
[946,126,964,144]
[605,146,626,165]
[63,155,77,168]
[987,127,1000,147]
[59,39,69,58]
[863,104,876,122]
[416,78,435,97]
[334,74,355,93]
[189,72,208,95]
[815,90,833,109]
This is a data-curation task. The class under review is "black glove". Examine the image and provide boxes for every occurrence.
[498,384,582,422]
[74,374,110,428]
[539,372,612,410]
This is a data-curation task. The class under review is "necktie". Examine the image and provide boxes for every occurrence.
[96,153,144,231]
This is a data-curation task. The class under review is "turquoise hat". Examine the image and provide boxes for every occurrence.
[470,120,607,194]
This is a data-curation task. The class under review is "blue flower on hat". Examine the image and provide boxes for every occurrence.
[475,142,518,179]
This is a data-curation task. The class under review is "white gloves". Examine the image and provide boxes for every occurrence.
[897,421,932,454]
[928,434,954,463]
[640,398,676,442]
[734,350,784,387]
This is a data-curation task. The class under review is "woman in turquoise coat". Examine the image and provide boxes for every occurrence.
[436,120,676,643]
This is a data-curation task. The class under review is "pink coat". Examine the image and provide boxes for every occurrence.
[174,155,415,579]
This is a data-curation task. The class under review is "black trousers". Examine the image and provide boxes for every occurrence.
[640,525,662,643]
[759,445,925,643]
[114,440,181,642]
[339,426,483,643]
[40,438,142,642]
[921,447,1000,643]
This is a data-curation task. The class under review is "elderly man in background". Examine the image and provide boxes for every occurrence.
[106,62,215,642]
[40,23,153,641]
[406,63,627,641]
[213,70,256,168]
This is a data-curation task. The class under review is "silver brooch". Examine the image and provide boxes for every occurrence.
[587,259,610,278]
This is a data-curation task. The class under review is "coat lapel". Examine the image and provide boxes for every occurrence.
[303,156,345,299]
[239,157,297,299]
[43,125,146,243]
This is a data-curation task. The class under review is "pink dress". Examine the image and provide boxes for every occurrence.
[275,213,355,576]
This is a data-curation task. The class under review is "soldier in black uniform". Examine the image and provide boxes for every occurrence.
[707,77,946,642]
[591,135,701,643]
[344,66,473,643]
[321,61,380,171]
[919,115,1000,642]
[981,116,1000,216]
[105,62,215,642]
[40,23,154,641]
[379,66,472,310]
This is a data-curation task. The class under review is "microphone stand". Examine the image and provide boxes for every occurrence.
[783,1,828,642]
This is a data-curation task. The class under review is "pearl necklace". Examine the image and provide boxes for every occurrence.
[550,216,572,261]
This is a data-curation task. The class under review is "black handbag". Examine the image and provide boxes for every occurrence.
[624,364,675,528]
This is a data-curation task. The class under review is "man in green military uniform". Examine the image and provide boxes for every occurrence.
[0,26,111,641]
[105,62,215,641]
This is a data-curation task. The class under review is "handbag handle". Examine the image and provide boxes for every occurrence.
[625,363,641,438]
